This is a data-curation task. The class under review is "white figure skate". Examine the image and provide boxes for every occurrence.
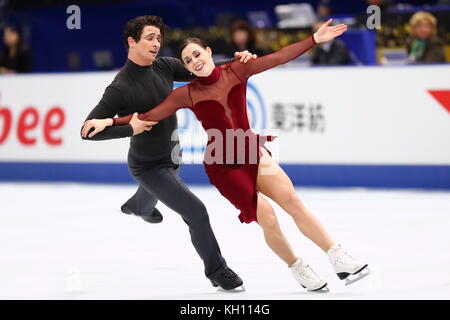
[289,258,328,292]
[327,244,369,286]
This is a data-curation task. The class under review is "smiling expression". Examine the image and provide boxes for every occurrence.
[181,43,216,77]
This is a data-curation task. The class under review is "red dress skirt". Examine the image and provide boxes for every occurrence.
[204,134,275,224]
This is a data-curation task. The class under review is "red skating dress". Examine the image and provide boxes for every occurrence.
[113,35,317,223]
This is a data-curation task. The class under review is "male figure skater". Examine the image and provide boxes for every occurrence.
[81,15,256,290]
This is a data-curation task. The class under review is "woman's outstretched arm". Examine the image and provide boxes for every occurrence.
[82,85,192,138]
[232,19,347,79]
[114,85,191,125]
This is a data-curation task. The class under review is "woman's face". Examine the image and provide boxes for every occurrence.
[182,43,215,77]
[414,20,433,40]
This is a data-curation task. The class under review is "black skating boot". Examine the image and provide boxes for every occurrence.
[120,204,163,224]
[209,267,243,290]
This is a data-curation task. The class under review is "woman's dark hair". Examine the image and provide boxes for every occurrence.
[178,37,208,61]
[123,15,168,51]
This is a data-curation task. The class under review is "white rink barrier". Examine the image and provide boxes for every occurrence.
[0,64,449,188]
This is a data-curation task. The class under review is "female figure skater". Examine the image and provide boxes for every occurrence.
[82,19,369,291]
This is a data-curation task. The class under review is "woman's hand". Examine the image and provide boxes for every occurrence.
[234,50,258,63]
[82,118,113,138]
[313,19,347,44]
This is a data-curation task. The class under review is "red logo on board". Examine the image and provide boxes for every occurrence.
[428,90,450,114]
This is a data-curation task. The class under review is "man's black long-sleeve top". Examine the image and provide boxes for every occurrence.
[82,57,195,157]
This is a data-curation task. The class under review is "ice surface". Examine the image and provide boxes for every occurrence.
[1,183,449,300]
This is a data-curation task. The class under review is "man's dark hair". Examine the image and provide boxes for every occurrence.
[123,15,168,51]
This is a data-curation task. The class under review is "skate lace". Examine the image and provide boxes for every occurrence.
[222,268,238,280]
[297,264,321,283]
[305,265,320,279]
[335,249,358,266]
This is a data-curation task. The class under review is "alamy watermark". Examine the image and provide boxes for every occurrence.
[66,5,81,30]
[366,5,381,30]
[171,127,280,176]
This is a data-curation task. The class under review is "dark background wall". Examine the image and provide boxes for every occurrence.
[1,0,448,72]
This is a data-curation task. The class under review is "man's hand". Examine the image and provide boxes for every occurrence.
[313,19,347,44]
[82,118,113,138]
[234,50,258,63]
[130,112,158,136]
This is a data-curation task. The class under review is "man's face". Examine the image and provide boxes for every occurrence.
[129,25,162,63]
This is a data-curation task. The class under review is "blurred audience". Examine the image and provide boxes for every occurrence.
[316,0,331,21]
[310,20,352,65]
[406,11,447,64]
[367,0,394,11]
[0,25,32,73]
[225,20,266,58]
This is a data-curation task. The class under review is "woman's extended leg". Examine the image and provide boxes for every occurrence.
[256,193,297,266]
[256,147,335,252]
[256,147,369,284]
[256,192,328,291]
[257,190,327,291]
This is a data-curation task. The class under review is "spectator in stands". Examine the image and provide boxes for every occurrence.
[316,0,331,21]
[406,11,447,64]
[310,21,351,65]
[0,26,32,73]
[225,20,265,58]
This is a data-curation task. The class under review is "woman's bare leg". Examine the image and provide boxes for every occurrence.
[256,193,328,290]
[256,193,297,266]
[256,147,335,252]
